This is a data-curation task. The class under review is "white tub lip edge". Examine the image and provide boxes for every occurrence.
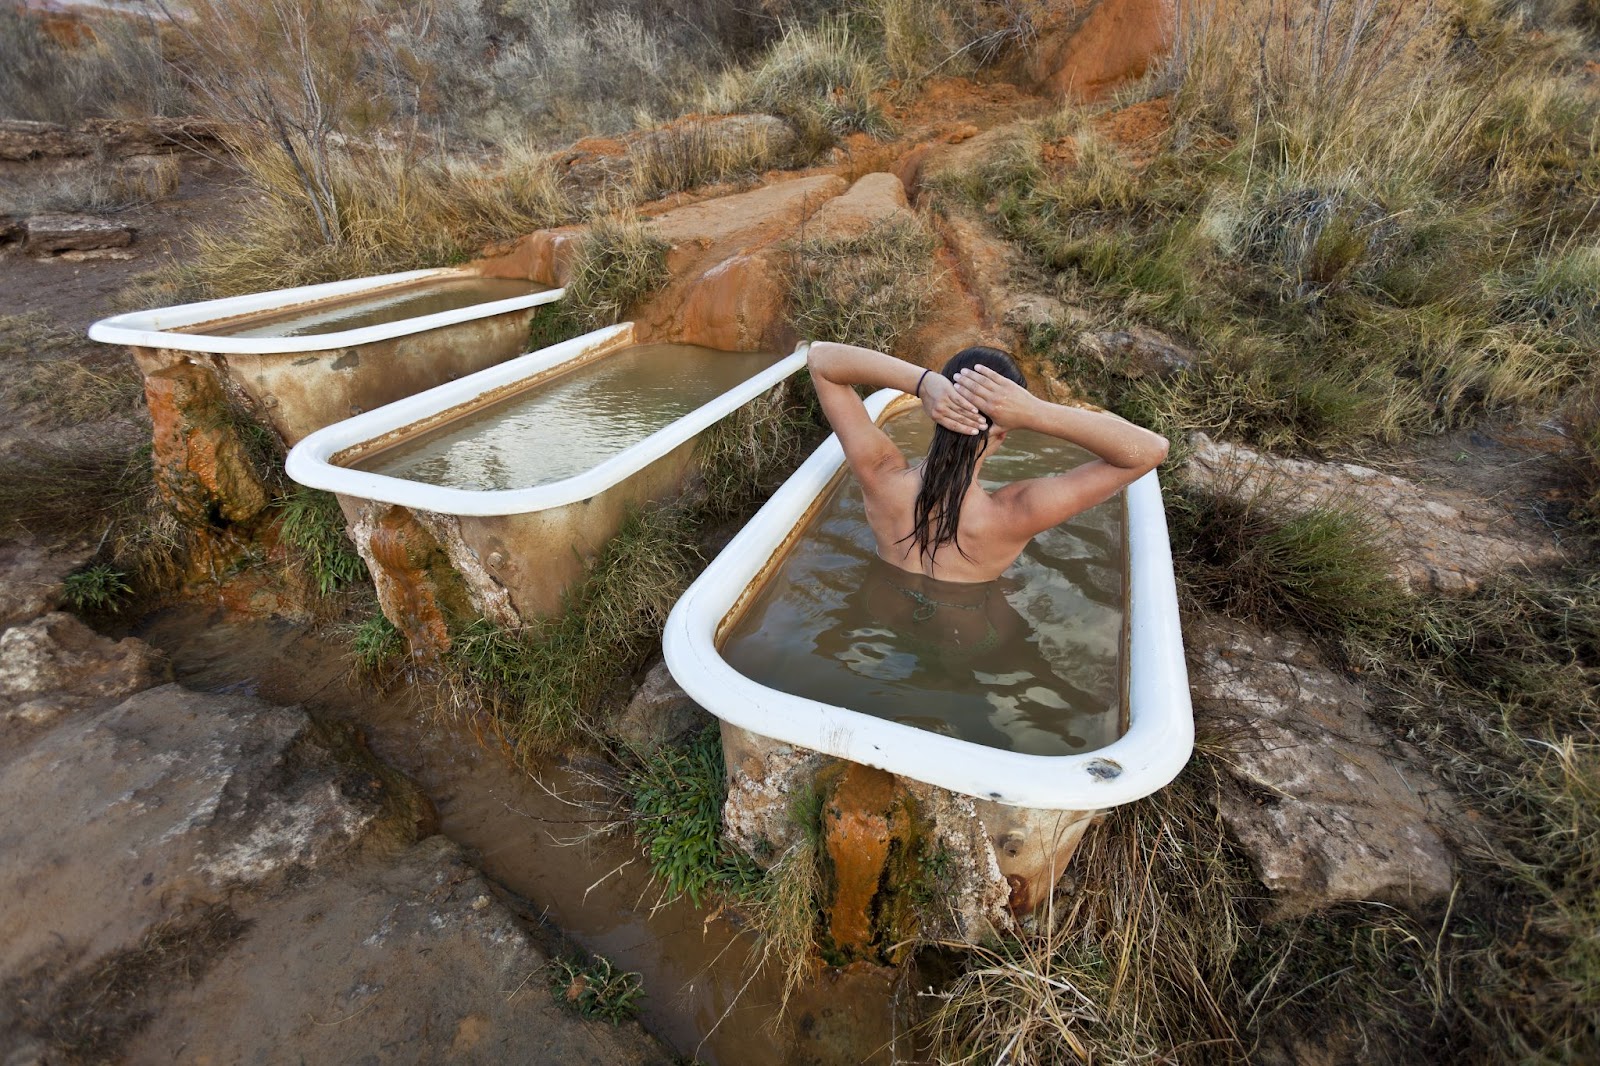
[662,388,1196,812]
[284,329,811,517]
[87,267,564,354]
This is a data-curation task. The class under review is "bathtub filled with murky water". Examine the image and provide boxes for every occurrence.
[287,323,808,621]
[89,268,562,444]
[666,389,1191,812]
[719,413,1128,758]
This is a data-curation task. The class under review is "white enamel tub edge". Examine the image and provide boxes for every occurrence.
[284,327,811,516]
[663,389,1195,811]
[87,268,564,354]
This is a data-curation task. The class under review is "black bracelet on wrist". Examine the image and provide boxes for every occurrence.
[915,369,931,398]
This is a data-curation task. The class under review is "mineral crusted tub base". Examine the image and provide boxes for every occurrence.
[663,390,1194,908]
[285,324,809,622]
[88,268,563,444]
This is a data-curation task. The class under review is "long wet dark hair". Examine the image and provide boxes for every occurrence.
[902,346,1026,562]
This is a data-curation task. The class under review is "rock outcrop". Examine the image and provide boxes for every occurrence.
[0,117,224,162]
[612,661,710,752]
[0,540,93,631]
[0,611,171,728]
[24,213,135,254]
[143,358,271,525]
[1024,0,1176,101]
[1190,618,1456,914]
[1185,433,1568,594]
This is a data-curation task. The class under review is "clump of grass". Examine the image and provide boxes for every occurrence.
[347,607,404,679]
[709,21,892,142]
[0,7,185,123]
[555,212,672,332]
[925,760,1250,1063]
[0,313,145,428]
[63,564,133,614]
[785,215,940,354]
[866,0,1032,83]
[0,158,181,217]
[548,952,644,1023]
[629,116,797,201]
[443,502,700,753]
[949,1,1600,453]
[1167,472,1404,640]
[1570,380,1600,522]
[693,374,825,523]
[626,727,763,907]
[274,487,366,597]
[154,142,577,301]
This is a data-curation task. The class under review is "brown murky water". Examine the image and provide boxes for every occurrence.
[204,278,546,339]
[723,413,1126,756]
[355,344,784,491]
[134,609,917,1065]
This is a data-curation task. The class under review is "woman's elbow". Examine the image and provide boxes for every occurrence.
[1129,432,1169,473]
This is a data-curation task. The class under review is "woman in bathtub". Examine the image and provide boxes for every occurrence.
[805,341,1170,586]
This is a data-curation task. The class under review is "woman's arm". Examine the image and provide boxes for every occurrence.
[953,365,1168,468]
[953,364,1169,536]
[808,342,986,435]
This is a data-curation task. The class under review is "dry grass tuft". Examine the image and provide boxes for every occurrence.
[708,21,892,143]
[629,117,796,201]
[926,761,1250,1063]
[152,141,577,302]
[555,212,671,331]
[785,215,941,355]
[0,7,185,123]
[1167,468,1404,639]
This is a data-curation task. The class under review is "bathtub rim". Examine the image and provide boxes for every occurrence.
[662,388,1194,811]
[86,267,563,354]
[284,325,811,517]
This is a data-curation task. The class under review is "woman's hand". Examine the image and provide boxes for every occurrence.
[920,372,987,435]
[953,364,1036,430]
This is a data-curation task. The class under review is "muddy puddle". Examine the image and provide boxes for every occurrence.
[135,606,921,1065]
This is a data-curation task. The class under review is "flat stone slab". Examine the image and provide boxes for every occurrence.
[122,835,669,1065]
[24,213,136,254]
[1190,618,1456,913]
[1185,432,1567,594]
[0,611,170,729]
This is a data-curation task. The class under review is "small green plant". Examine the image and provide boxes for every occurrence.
[62,565,133,614]
[786,216,940,355]
[626,728,762,907]
[1167,474,1404,640]
[274,488,366,596]
[548,952,644,1023]
[347,608,404,679]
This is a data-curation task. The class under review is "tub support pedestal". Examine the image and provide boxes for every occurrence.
[718,723,1096,950]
